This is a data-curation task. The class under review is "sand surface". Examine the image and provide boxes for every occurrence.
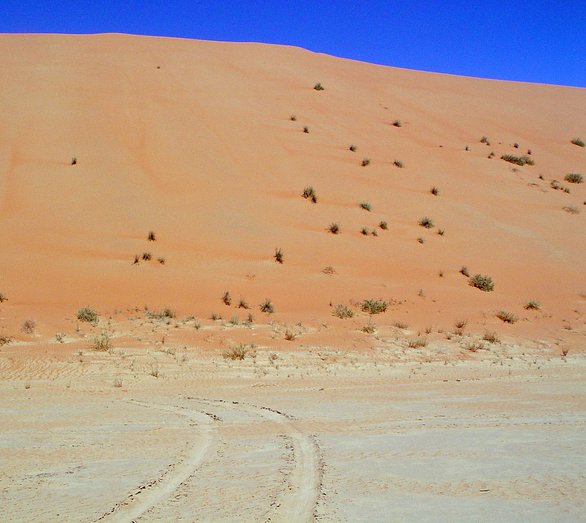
[0,33,585,521]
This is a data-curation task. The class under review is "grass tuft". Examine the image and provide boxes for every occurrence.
[469,274,494,292]
[361,299,388,315]
[496,310,517,324]
[77,306,98,324]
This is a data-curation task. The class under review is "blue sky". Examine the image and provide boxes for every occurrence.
[2,1,585,87]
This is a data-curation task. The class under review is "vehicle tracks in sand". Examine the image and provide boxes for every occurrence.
[98,397,323,522]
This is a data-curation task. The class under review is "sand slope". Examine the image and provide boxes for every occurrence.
[0,33,585,349]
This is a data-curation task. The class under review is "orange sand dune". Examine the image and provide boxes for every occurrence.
[0,33,585,349]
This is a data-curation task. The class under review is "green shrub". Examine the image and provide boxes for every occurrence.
[361,299,388,314]
[260,299,275,314]
[77,306,98,323]
[92,331,112,351]
[392,120,402,127]
[571,137,585,147]
[360,227,369,236]
[480,136,490,145]
[349,144,357,152]
[565,173,583,184]
[524,300,541,310]
[359,201,372,211]
[303,126,309,133]
[313,82,325,91]
[468,274,494,292]
[147,231,156,241]
[379,221,388,230]
[501,154,534,166]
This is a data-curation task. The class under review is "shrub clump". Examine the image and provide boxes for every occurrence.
[379,221,388,230]
[524,300,541,310]
[223,343,250,360]
[260,299,275,314]
[361,299,388,315]
[418,217,434,229]
[21,319,36,334]
[393,160,404,168]
[333,304,354,319]
[92,331,112,351]
[497,310,517,324]
[274,248,284,264]
[302,186,318,203]
[359,201,372,211]
[361,158,370,167]
[77,306,98,323]
[468,274,494,292]
[501,154,534,166]
[564,173,583,184]
[313,82,325,91]
[328,223,340,234]
[571,138,585,147]
[0,292,7,303]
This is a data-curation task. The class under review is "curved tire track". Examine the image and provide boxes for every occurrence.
[97,399,217,522]
[189,397,323,523]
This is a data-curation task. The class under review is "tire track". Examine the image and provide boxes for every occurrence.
[187,397,323,523]
[97,399,217,522]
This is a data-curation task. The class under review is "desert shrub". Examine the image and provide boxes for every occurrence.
[274,248,284,264]
[133,255,140,265]
[362,323,376,334]
[303,126,309,133]
[571,137,585,147]
[392,120,402,127]
[210,313,222,321]
[21,319,36,335]
[361,299,388,315]
[238,298,250,309]
[302,186,318,203]
[322,266,336,275]
[0,292,7,303]
[260,299,275,314]
[430,186,439,196]
[148,307,176,320]
[157,257,165,265]
[393,321,408,329]
[142,252,152,261]
[482,331,500,343]
[501,154,534,166]
[92,331,112,352]
[284,330,296,341]
[563,206,580,214]
[407,337,427,348]
[289,114,297,121]
[360,227,369,236]
[223,343,250,360]
[147,231,156,241]
[550,180,570,192]
[371,229,378,237]
[229,316,239,326]
[454,319,468,329]
[565,173,583,184]
[379,221,388,230]
[0,335,13,346]
[393,160,404,168]
[328,223,340,234]
[524,300,541,310]
[313,82,324,91]
[418,217,434,229]
[349,144,357,152]
[333,304,354,319]
[464,340,485,352]
[437,228,445,236]
[417,237,424,244]
[513,142,519,148]
[469,274,494,292]
[362,158,370,167]
[496,310,517,324]
[71,157,77,165]
[359,201,372,211]
[222,291,232,306]
[77,306,98,323]
[480,136,490,145]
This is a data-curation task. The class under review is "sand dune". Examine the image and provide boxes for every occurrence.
[0,34,585,521]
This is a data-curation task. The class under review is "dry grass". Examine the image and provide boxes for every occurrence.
[496,310,517,324]
[361,299,388,314]
[223,343,250,360]
[407,337,427,348]
[333,304,354,319]
[482,331,500,343]
[91,332,112,352]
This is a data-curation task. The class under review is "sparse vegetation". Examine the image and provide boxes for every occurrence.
[238,298,250,309]
[147,307,176,320]
[260,298,275,314]
[550,180,570,192]
[322,266,336,275]
[133,255,140,265]
[501,154,534,166]
[524,300,541,310]
[303,126,309,133]
[91,331,112,352]
[454,319,468,330]
[360,227,369,236]
[313,82,324,91]
[222,291,232,306]
[77,306,98,324]
[210,313,222,321]
[328,223,340,234]
[55,332,66,343]
[290,114,297,121]
[417,237,424,244]
[0,292,7,303]
[359,201,372,211]
[496,310,517,324]
[379,221,388,230]
[349,144,357,152]
[147,231,156,241]
[392,120,402,127]
[333,304,354,319]
[571,137,585,147]
[302,186,318,203]
[418,217,434,229]
[565,173,583,184]
[407,337,427,348]
[223,343,250,360]
[437,228,445,236]
[274,248,284,264]
[393,160,404,168]
[361,299,388,315]
[362,322,376,334]
[460,266,470,277]
[142,252,152,261]
[464,340,485,352]
[480,136,490,145]
[563,205,580,214]
[430,186,439,196]
[469,274,494,292]
[361,158,370,167]
[71,157,77,165]
[482,331,500,343]
[284,330,296,341]
[157,257,165,265]
[393,321,408,329]
[0,335,13,346]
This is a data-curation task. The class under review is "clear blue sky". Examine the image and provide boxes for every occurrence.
[2,1,585,87]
